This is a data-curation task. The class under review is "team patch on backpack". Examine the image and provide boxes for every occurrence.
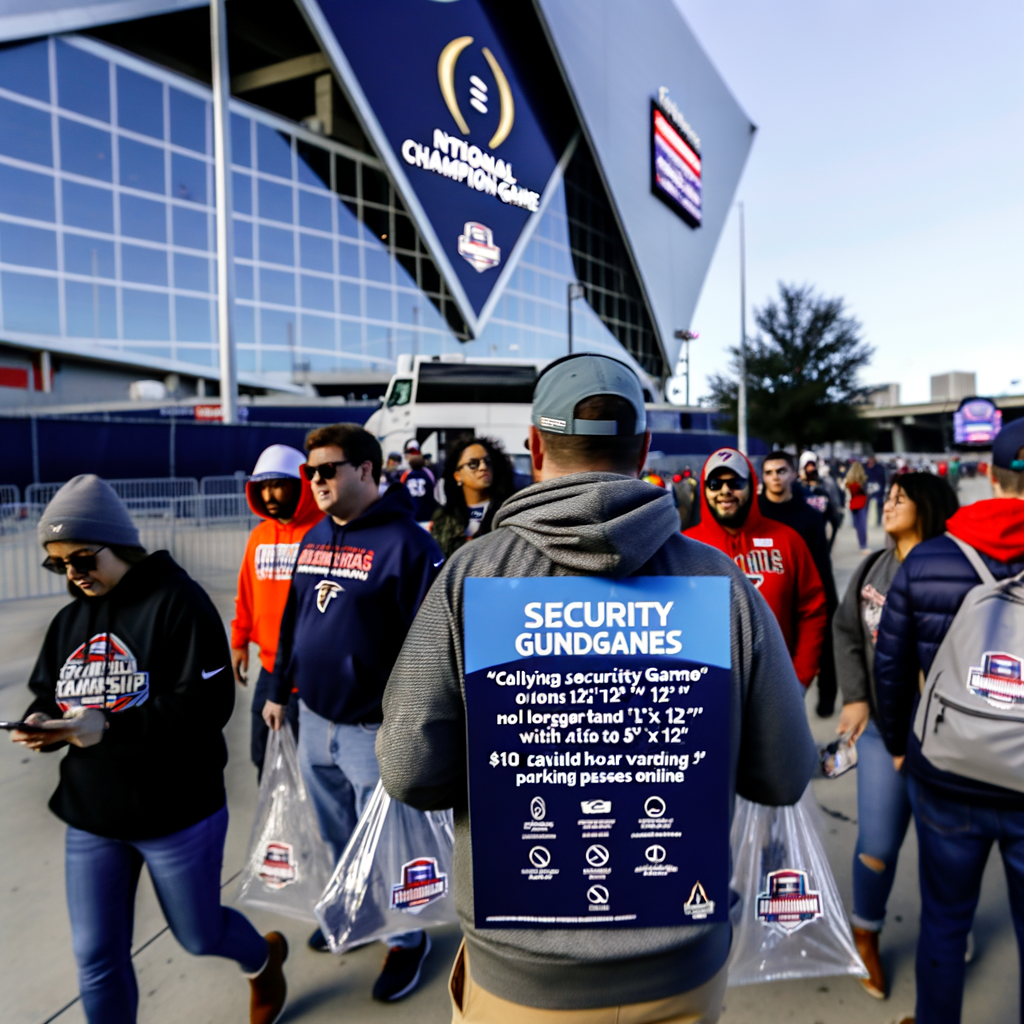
[968,652,1024,708]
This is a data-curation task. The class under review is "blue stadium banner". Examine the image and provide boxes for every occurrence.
[463,576,731,929]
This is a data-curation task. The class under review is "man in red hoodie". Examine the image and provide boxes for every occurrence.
[231,443,323,774]
[686,448,827,686]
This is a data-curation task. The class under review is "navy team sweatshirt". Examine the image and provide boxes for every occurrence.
[271,485,443,723]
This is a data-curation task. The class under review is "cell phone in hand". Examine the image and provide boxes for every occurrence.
[0,720,53,732]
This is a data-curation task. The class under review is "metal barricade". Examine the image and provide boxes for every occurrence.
[0,484,19,505]
[25,477,199,515]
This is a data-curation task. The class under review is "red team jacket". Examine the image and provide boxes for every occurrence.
[230,478,323,672]
[686,450,827,686]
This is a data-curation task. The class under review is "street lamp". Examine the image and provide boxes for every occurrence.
[737,201,748,454]
[673,329,699,406]
[567,282,586,355]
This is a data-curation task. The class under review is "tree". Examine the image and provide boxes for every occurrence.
[706,283,875,453]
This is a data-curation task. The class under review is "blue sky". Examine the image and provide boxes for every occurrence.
[673,0,1023,405]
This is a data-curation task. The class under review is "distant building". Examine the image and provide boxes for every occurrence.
[864,383,901,408]
[930,372,977,403]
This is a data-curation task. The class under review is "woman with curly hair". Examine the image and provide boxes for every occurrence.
[430,435,515,558]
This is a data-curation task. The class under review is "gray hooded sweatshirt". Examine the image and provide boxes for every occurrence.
[378,473,816,1009]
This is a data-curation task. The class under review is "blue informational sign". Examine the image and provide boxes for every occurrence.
[306,0,567,331]
[464,576,731,929]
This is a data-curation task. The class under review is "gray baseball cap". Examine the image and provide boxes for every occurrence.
[532,354,647,436]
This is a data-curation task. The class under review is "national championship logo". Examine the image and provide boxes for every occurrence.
[457,221,501,272]
[967,651,1024,708]
[756,868,823,933]
[55,632,150,713]
[390,857,449,913]
[258,841,298,889]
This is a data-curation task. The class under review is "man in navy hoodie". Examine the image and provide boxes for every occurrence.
[875,416,1024,1024]
[264,422,443,1001]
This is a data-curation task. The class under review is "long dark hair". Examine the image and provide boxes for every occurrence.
[442,435,515,523]
[890,472,959,540]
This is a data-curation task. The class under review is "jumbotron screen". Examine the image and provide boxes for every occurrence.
[954,397,1002,446]
[651,101,702,228]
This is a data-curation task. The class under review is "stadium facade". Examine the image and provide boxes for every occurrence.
[0,0,753,408]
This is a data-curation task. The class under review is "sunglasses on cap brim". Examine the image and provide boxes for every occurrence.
[705,475,749,492]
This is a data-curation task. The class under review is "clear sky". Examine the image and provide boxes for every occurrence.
[673,0,1024,405]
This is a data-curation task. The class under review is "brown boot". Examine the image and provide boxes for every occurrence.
[250,931,288,1024]
[853,926,886,999]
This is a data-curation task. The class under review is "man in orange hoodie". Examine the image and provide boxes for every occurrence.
[231,444,323,774]
[686,448,827,686]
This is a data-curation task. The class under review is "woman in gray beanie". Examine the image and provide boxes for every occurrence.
[11,475,288,1024]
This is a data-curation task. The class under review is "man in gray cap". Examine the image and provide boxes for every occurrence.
[377,353,816,1022]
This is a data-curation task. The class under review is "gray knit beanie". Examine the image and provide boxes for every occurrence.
[38,474,141,549]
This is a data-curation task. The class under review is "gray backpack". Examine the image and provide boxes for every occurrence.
[913,535,1024,792]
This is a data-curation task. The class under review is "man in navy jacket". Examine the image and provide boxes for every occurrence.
[875,417,1024,1024]
[265,422,443,1002]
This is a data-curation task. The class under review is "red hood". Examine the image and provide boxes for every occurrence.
[686,449,766,551]
[946,498,1024,562]
[246,475,323,530]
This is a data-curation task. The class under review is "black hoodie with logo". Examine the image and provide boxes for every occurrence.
[24,551,233,840]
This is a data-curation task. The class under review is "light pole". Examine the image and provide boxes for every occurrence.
[673,329,698,406]
[737,202,748,454]
[567,282,586,355]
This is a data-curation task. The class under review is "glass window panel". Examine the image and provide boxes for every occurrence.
[365,284,392,321]
[0,164,54,221]
[259,268,295,306]
[396,290,419,325]
[362,205,387,243]
[169,88,206,153]
[300,274,333,312]
[120,193,165,241]
[258,179,292,223]
[364,245,391,284]
[361,165,389,205]
[0,40,49,102]
[65,234,115,277]
[306,352,337,372]
[237,345,256,371]
[256,123,292,179]
[336,156,356,197]
[174,253,209,292]
[173,206,208,250]
[366,323,389,358]
[235,304,255,346]
[299,233,332,272]
[56,40,109,122]
[337,240,359,277]
[0,222,56,269]
[175,296,211,342]
[233,219,252,258]
[123,344,171,359]
[171,152,206,204]
[296,140,330,190]
[336,198,358,237]
[340,318,361,350]
[119,137,164,194]
[121,244,167,286]
[65,279,116,337]
[116,66,163,139]
[301,313,334,349]
[339,281,360,315]
[177,345,214,366]
[260,307,295,347]
[0,97,53,166]
[234,262,253,299]
[232,172,251,215]
[231,113,251,168]
[60,119,112,181]
[258,224,293,265]
[260,347,292,372]
[123,287,170,340]
[1,271,59,333]
[394,253,416,289]
[298,191,331,232]
[64,181,113,233]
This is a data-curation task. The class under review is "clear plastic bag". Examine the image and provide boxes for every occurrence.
[235,726,335,922]
[314,781,457,953]
[726,786,867,986]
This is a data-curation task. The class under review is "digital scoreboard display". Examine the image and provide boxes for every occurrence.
[651,100,702,228]
[954,397,1002,446]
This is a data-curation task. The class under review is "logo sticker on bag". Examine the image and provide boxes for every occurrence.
[683,880,715,919]
[967,651,1024,707]
[756,868,822,933]
[258,841,298,889]
[390,857,449,912]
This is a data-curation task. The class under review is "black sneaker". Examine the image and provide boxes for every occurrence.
[307,927,330,952]
[372,933,431,1002]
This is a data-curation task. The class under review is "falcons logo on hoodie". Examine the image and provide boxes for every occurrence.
[315,580,343,613]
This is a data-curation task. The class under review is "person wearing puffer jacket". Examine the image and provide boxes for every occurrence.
[874,416,1024,1024]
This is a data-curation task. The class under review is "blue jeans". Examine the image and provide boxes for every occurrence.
[297,700,421,949]
[851,719,912,930]
[908,775,1024,1024]
[66,806,267,1024]
[851,506,869,548]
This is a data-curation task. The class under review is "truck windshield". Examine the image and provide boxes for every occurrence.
[386,379,413,408]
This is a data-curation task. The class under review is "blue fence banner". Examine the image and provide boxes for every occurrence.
[464,575,731,929]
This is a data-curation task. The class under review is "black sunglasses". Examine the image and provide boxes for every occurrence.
[42,546,107,575]
[302,459,352,482]
[706,476,749,492]
[457,456,493,473]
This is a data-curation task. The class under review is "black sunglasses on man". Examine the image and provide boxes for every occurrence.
[705,475,749,492]
[302,459,352,482]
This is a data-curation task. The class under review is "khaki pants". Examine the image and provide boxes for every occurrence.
[448,940,727,1024]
